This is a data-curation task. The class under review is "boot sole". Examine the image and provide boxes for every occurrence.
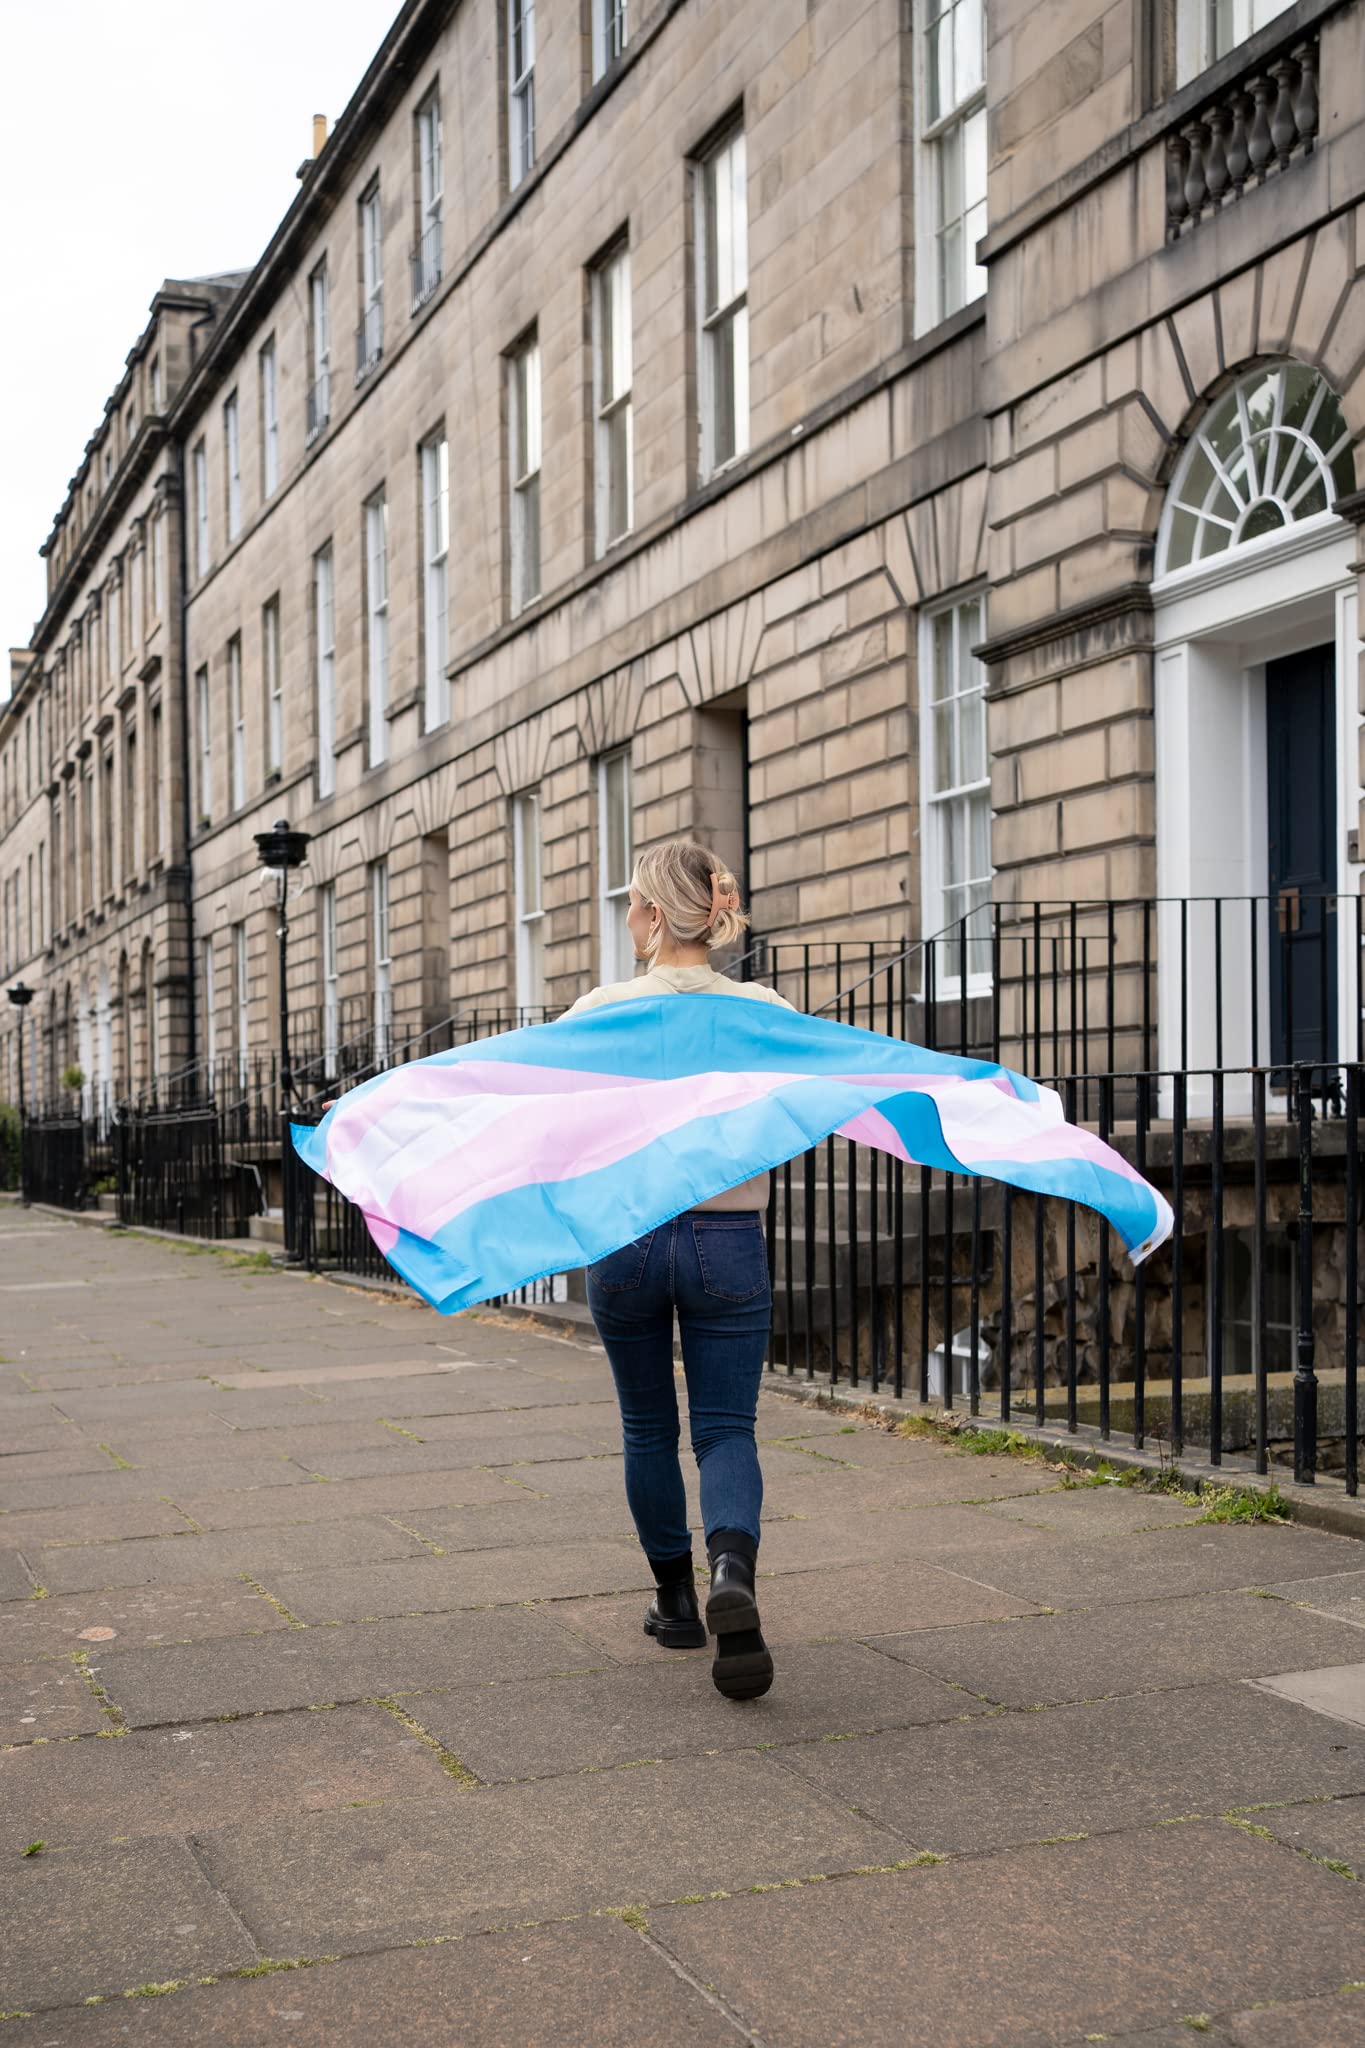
[643,1614,707,1650]
[711,1636,774,1700]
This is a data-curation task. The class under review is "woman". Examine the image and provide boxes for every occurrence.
[560,838,795,1704]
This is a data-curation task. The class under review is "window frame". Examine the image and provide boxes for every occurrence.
[224,390,242,540]
[319,880,339,1072]
[200,934,217,1064]
[228,634,246,811]
[592,0,628,80]
[420,431,450,731]
[694,122,749,481]
[370,857,392,1062]
[508,333,542,615]
[592,239,633,555]
[512,788,545,1012]
[263,597,283,781]
[195,663,212,824]
[508,0,536,189]
[918,591,992,993]
[357,179,384,381]
[193,440,210,578]
[260,337,279,497]
[233,919,249,1082]
[365,492,390,766]
[913,0,987,335]
[414,88,444,308]
[597,748,633,983]
[314,544,336,800]
[153,511,166,617]
[308,261,331,444]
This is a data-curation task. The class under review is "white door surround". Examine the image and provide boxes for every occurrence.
[1152,515,1361,1097]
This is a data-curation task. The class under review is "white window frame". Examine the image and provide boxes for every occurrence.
[233,920,249,1082]
[263,597,283,780]
[129,545,143,655]
[315,545,336,800]
[150,700,164,855]
[193,440,210,577]
[371,858,392,1062]
[592,0,627,79]
[508,336,541,615]
[914,0,986,334]
[1179,0,1294,82]
[512,790,545,1012]
[106,578,120,680]
[366,493,389,766]
[695,124,749,479]
[597,749,633,983]
[421,433,449,730]
[358,181,384,377]
[224,390,242,540]
[309,263,331,441]
[228,636,245,810]
[149,355,163,411]
[508,0,536,189]
[919,592,992,992]
[415,91,443,306]
[592,242,633,554]
[201,934,217,1064]
[260,338,279,496]
[153,512,166,616]
[319,881,339,1072]
[195,664,212,822]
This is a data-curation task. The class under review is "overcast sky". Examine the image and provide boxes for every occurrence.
[1,0,399,668]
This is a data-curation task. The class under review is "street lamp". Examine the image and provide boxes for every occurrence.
[7,982,34,1118]
[253,820,311,1105]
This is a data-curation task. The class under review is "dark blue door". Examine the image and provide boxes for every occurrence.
[1266,644,1336,1070]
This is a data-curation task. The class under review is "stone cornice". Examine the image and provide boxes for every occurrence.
[977,582,1154,672]
[1332,487,1365,527]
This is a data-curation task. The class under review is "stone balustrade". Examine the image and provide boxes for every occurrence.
[1165,30,1319,239]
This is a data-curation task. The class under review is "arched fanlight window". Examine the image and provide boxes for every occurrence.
[1158,362,1356,576]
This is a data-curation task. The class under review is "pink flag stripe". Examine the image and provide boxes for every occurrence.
[327,1065,1077,1247]
[325,1057,643,1159]
[835,1102,1151,1187]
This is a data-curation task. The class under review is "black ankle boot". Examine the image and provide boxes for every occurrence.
[705,1529,774,1701]
[643,1551,706,1649]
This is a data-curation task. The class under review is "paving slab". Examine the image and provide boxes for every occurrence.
[1244,1792,1365,1877]
[99,1606,594,1724]
[172,1466,520,1529]
[754,1502,1056,1572]
[195,1751,896,1953]
[0,1463,316,1513]
[0,1581,289,1661]
[976,1485,1205,1533]
[0,1701,456,1846]
[410,1402,624,1444]
[278,1540,656,1623]
[649,1822,1365,2048]
[2,1657,109,1745]
[1264,1570,1365,1629]
[299,1434,600,1478]
[0,1919,738,2047]
[0,1445,123,1483]
[1222,1988,1365,2045]
[553,1559,1038,1664]
[757,1455,1060,1510]
[776,1681,1365,1855]
[1254,1661,1365,1730]
[414,1640,989,1781]
[0,1501,196,1550]
[0,1837,259,2013]
[35,1517,427,1595]
[386,1497,635,1550]
[0,1549,36,1599]
[865,1590,1365,1708]
[930,1521,1365,1610]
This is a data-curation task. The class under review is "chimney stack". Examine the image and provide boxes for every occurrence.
[313,114,328,156]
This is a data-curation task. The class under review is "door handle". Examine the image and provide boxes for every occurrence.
[1277,887,1300,934]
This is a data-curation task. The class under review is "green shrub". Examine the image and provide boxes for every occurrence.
[0,1102,18,1192]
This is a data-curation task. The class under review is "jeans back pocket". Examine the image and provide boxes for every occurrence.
[691,1216,770,1302]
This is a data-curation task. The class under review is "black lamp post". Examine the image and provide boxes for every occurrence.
[7,982,34,1118]
[253,820,310,1105]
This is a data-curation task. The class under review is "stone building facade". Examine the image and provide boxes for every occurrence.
[2,0,1362,1112]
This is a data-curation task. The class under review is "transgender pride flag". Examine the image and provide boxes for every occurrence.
[291,994,1173,1314]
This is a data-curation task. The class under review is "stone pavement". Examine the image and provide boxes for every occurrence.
[1,1211,1364,2047]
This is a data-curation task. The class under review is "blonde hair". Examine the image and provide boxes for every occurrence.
[632,838,750,958]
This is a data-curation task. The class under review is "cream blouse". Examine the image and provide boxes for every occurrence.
[559,961,797,1212]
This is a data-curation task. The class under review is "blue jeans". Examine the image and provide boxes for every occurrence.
[586,1210,771,1560]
